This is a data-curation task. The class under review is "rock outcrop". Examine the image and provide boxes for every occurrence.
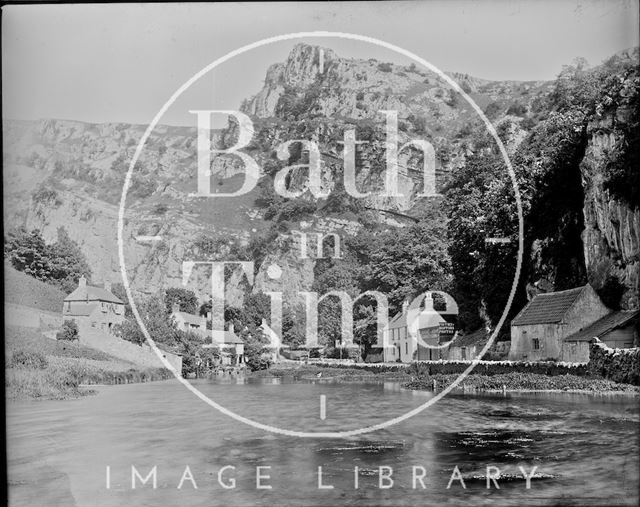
[581,124,639,309]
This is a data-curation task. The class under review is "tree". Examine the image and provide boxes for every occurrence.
[4,228,51,280]
[57,320,79,341]
[49,227,92,293]
[364,213,451,314]
[164,287,198,314]
[110,282,132,317]
[4,227,92,292]
[114,294,181,347]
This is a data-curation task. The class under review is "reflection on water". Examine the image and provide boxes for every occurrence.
[6,377,639,506]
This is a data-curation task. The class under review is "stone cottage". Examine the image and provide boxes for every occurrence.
[170,304,207,337]
[561,310,639,362]
[445,328,489,361]
[205,324,245,366]
[509,284,611,361]
[62,276,125,331]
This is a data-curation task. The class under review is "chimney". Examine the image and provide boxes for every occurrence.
[424,293,435,312]
[78,276,87,288]
[229,323,235,335]
[104,279,111,293]
[402,300,409,315]
[172,303,180,314]
[206,311,212,320]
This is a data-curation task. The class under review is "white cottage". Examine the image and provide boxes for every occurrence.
[62,277,125,332]
[383,294,446,362]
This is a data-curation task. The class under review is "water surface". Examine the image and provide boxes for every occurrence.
[7,377,639,506]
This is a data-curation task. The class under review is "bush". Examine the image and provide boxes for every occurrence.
[506,102,527,116]
[588,342,640,385]
[10,350,49,369]
[244,344,273,372]
[56,320,79,341]
[152,203,169,216]
[484,101,502,119]
[377,62,393,73]
[404,372,638,392]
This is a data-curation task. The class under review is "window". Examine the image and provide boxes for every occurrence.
[461,347,466,360]
[405,342,408,355]
[532,338,540,350]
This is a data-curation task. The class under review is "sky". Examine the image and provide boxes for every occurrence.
[2,0,638,126]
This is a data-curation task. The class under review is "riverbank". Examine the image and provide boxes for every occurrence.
[5,325,172,401]
[251,362,639,393]
[251,362,410,381]
[405,372,638,394]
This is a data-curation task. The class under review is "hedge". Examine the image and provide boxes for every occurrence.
[588,341,640,385]
[307,359,589,376]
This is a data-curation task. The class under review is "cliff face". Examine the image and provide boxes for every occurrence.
[581,124,640,309]
[3,43,637,312]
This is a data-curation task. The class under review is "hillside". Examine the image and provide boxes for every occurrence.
[2,44,639,331]
[4,262,66,313]
[1,44,550,297]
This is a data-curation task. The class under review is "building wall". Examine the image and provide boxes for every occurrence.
[415,327,442,361]
[509,323,562,360]
[64,301,125,331]
[446,344,482,361]
[173,314,207,336]
[601,326,636,348]
[560,341,591,362]
[509,286,612,361]
[561,286,611,336]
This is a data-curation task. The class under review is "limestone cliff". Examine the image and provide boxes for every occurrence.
[581,123,639,309]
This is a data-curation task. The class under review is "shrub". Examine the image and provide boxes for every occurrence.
[506,102,527,116]
[588,342,640,385]
[32,186,62,207]
[244,344,273,372]
[10,350,49,369]
[152,203,169,216]
[377,62,393,73]
[484,101,502,119]
[56,320,79,341]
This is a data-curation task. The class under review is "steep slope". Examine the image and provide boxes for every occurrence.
[3,44,637,315]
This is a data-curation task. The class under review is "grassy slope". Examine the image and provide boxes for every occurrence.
[4,325,172,401]
[4,262,66,313]
[5,325,126,363]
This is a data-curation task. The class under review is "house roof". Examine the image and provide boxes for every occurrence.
[64,284,124,304]
[511,286,585,326]
[174,311,203,326]
[564,310,639,342]
[388,308,446,330]
[221,330,244,344]
[453,328,490,347]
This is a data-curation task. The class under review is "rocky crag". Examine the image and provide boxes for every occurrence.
[3,44,638,310]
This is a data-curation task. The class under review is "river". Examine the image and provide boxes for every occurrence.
[6,377,639,506]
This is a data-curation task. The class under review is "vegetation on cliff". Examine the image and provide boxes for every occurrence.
[4,227,92,293]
